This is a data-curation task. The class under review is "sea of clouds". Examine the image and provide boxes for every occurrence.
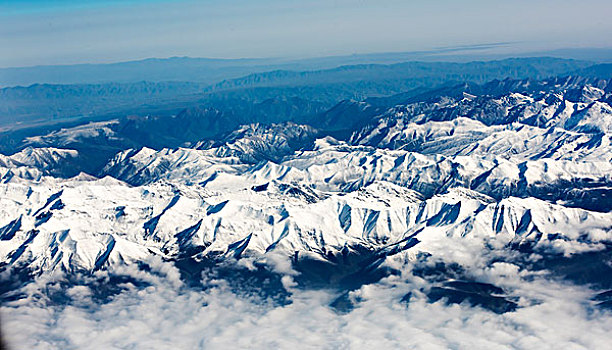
[1,254,611,350]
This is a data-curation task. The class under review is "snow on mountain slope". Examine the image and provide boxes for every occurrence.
[1,173,609,274]
[9,147,79,170]
[100,140,612,212]
[0,147,80,183]
[252,144,612,210]
[23,120,121,147]
[351,117,493,155]
[351,117,612,162]
[194,122,319,163]
[102,147,249,186]
[565,101,612,133]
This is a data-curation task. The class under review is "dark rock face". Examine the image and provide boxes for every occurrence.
[425,281,518,314]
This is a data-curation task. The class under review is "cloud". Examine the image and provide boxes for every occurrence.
[1,255,611,350]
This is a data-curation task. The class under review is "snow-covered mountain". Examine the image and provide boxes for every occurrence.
[100,141,611,211]
[1,75,611,320]
[351,78,612,157]
[2,168,610,273]
[1,139,611,275]
[194,122,319,163]
[0,147,79,183]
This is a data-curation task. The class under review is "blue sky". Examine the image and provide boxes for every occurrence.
[1,0,611,67]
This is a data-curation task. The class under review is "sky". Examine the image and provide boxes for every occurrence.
[1,0,612,67]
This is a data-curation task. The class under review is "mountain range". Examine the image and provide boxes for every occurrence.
[1,58,611,350]
[1,68,610,277]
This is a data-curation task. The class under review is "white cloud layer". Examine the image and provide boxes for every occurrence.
[1,256,611,350]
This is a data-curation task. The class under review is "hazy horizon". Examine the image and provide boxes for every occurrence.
[2,45,612,71]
